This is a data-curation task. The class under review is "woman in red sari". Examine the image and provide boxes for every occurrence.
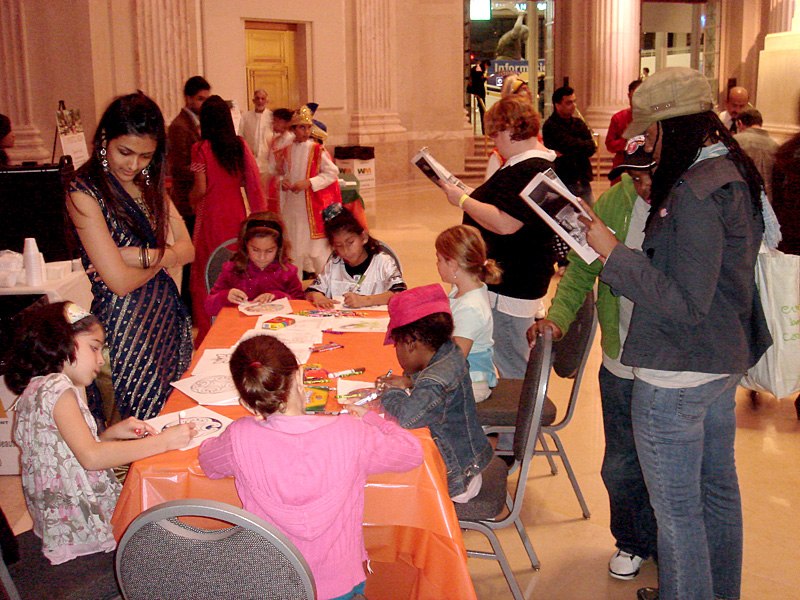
[189,95,266,342]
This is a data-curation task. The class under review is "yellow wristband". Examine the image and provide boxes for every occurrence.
[458,194,469,209]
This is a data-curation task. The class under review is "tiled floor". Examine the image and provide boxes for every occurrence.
[2,177,799,599]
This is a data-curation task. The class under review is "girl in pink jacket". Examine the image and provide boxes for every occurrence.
[198,335,423,600]
[205,212,305,317]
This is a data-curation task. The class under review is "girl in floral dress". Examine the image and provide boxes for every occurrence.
[6,302,196,564]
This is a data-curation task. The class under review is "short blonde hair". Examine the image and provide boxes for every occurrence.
[484,95,541,141]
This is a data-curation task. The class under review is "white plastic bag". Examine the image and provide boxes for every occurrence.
[740,247,800,399]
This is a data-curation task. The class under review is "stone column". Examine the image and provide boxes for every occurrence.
[768,0,796,34]
[582,0,641,131]
[133,0,198,120]
[0,0,50,164]
[348,0,406,144]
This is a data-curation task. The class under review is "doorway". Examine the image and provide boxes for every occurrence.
[244,21,304,111]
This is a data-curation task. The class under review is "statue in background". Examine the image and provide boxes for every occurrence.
[495,12,528,60]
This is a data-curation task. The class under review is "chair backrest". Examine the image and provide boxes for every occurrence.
[547,291,597,431]
[204,238,238,293]
[116,499,316,600]
[375,239,402,275]
[511,328,554,466]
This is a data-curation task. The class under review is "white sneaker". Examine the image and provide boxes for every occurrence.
[608,549,645,580]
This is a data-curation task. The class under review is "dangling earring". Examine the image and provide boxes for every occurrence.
[99,147,108,171]
[142,165,151,186]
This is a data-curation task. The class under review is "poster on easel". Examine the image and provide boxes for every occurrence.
[56,106,89,168]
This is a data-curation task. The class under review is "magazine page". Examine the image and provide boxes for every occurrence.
[519,173,600,264]
[411,147,469,192]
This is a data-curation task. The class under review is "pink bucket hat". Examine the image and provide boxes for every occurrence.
[384,284,452,345]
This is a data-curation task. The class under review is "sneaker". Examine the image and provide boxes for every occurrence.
[637,587,658,600]
[608,549,645,580]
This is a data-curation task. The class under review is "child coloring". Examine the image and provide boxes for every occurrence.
[436,225,502,402]
[198,335,422,600]
[378,284,493,502]
[7,302,196,565]
[305,204,406,309]
[205,211,304,317]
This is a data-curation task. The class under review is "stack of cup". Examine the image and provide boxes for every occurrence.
[23,238,44,286]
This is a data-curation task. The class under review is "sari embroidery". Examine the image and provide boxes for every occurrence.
[70,174,193,420]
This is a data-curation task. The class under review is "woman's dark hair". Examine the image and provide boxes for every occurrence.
[229,336,299,418]
[4,302,102,395]
[323,208,381,256]
[648,111,764,226]
[390,312,454,351]
[232,211,292,274]
[76,92,169,251]
[200,95,245,178]
[0,113,10,168]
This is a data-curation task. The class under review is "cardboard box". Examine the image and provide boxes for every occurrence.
[0,375,20,475]
[335,158,376,189]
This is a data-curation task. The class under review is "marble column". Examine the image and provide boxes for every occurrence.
[348,0,406,144]
[0,0,50,164]
[758,0,800,140]
[768,0,796,34]
[582,0,641,132]
[133,0,198,120]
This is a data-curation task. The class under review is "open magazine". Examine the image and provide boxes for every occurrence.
[411,147,470,192]
[519,170,600,264]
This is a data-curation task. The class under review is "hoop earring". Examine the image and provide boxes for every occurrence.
[142,165,151,186]
[99,147,108,171]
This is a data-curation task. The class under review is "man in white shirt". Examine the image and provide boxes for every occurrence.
[717,86,749,133]
[238,89,273,193]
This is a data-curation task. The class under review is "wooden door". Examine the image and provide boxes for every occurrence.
[244,22,298,111]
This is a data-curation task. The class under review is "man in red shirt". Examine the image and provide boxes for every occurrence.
[605,79,642,184]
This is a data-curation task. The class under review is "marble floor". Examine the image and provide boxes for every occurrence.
[2,177,800,599]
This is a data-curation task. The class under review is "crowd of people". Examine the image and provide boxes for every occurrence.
[3,62,800,600]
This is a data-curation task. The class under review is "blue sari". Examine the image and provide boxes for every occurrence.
[70,174,193,420]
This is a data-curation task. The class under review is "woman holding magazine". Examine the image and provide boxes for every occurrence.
[438,95,557,379]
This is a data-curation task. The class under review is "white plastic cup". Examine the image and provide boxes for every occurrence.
[23,238,43,286]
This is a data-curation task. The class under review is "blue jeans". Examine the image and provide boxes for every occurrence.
[598,366,658,558]
[329,580,366,600]
[491,307,534,379]
[632,374,743,600]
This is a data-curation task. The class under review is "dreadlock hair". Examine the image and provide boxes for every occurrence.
[200,95,245,178]
[75,92,169,252]
[389,312,454,352]
[232,211,292,274]
[648,110,764,228]
[229,336,299,418]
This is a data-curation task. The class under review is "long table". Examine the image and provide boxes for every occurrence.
[110,302,477,600]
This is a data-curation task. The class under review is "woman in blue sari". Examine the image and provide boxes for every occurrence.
[68,92,194,420]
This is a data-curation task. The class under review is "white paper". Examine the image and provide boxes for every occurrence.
[237,296,292,316]
[191,348,234,377]
[235,329,314,365]
[171,373,239,406]
[518,172,600,264]
[145,405,234,450]
[332,296,389,311]
[411,147,469,192]
[326,316,390,333]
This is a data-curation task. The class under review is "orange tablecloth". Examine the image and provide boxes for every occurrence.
[110,302,477,600]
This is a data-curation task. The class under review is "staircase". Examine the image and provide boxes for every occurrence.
[455,135,615,186]
[454,135,493,186]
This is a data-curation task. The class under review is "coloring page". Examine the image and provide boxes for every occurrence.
[237,296,292,316]
[145,405,234,451]
[191,348,234,377]
[171,373,240,406]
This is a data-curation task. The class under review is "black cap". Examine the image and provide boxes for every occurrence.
[608,135,656,181]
